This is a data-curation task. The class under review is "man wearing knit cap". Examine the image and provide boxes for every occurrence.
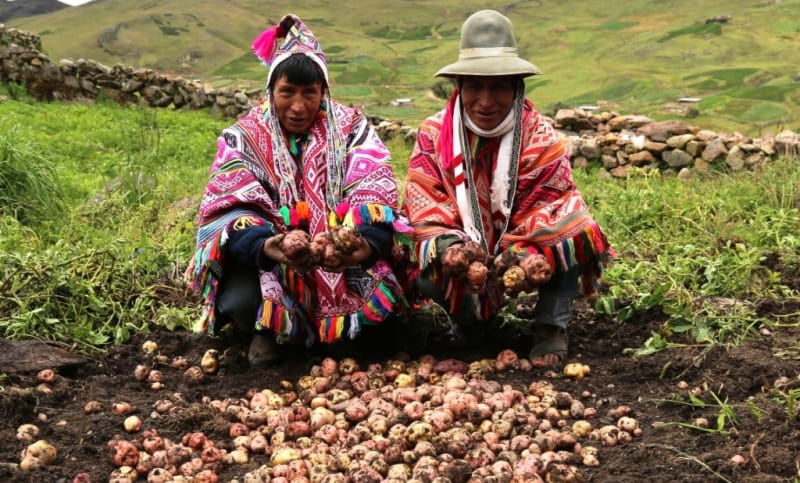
[187,14,408,365]
[404,10,613,367]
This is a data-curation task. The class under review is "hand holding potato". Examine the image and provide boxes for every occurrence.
[441,244,470,278]
[312,228,372,273]
[520,253,553,286]
[263,229,314,271]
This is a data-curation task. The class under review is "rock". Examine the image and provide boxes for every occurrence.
[726,146,746,171]
[666,134,694,149]
[702,138,728,161]
[628,150,656,166]
[662,149,693,168]
[636,121,692,142]
[0,338,87,373]
[608,114,654,132]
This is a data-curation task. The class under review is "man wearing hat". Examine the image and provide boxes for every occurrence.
[187,14,409,365]
[404,10,612,367]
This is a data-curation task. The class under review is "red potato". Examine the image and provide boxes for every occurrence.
[466,261,489,291]
[460,241,487,264]
[36,369,56,384]
[493,250,520,275]
[320,357,338,377]
[441,246,470,278]
[520,253,553,286]
[111,402,134,416]
[184,432,207,451]
[142,436,165,454]
[280,229,312,260]
[109,440,140,467]
[434,358,469,374]
[496,349,520,371]
[308,233,332,265]
[183,366,205,384]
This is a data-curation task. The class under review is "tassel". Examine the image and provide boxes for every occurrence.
[252,25,280,65]
[343,210,354,227]
[348,314,359,339]
[383,206,394,223]
[335,201,350,220]
[296,201,310,222]
[279,206,291,226]
[360,205,371,225]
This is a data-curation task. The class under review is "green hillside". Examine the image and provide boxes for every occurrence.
[9,0,800,134]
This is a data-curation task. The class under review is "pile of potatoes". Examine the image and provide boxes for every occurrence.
[89,347,640,482]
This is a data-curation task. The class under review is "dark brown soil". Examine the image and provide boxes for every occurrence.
[1,292,799,483]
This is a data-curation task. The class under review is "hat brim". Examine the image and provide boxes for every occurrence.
[435,57,542,78]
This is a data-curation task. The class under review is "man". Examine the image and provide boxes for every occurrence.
[404,10,612,367]
[186,14,407,365]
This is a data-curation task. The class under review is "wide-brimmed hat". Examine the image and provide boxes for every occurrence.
[435,9,542,78]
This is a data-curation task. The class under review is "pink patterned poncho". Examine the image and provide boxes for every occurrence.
[186,99,407,345]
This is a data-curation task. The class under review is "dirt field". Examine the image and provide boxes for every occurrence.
[2,291,799,482]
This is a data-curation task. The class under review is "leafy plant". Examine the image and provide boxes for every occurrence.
[655,390,741,435]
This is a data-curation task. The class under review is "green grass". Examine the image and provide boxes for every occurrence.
[597,21,639,31]
[658,23,722,43]
[1,92,798,357]
[10,0,800,135]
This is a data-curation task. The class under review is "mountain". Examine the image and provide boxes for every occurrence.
[6,0,800,134]
[0,0,66,22]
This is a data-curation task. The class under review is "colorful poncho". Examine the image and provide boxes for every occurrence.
[404,94,612,318]
[186,99,407,345]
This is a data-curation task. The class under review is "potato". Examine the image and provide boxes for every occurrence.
[280,229,312,260]
[441,246,470,278]
[16,424,39,443]
[330,225,364,254]
[20,439,57,470]
[466,261,489,291]
[502,265,527,292]
[460,240,487,263]
[520,253,553,286]
[493,250,520,275]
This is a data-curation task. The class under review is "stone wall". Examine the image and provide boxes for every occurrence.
[2,24,797,174]
[0,24,417,142]
[554,108,799,178]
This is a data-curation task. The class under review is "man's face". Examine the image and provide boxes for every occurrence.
[459,76,516,131]
[273,76,323,134]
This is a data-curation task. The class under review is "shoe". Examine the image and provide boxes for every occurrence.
[248,332,280,366]
[529,325,568,369]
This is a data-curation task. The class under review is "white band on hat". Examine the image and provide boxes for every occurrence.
[458,47,518,59]
[266,51,330,87]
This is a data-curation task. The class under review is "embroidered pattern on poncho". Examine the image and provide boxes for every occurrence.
[187,101,407,344]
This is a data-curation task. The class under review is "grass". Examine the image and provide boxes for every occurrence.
[9,0,800,134]
[0,89,798,358]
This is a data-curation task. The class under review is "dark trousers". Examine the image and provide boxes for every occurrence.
[215,259,261,331]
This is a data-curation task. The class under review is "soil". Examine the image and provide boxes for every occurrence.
[2,283,800,483]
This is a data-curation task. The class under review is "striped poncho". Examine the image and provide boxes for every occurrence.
[404,96,612,318]
[186,99,407,345]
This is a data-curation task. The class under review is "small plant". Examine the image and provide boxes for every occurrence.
[655,390,741,435]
